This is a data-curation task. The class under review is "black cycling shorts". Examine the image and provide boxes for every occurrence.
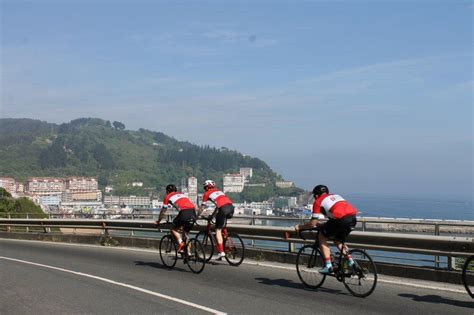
[321,215,357,241]
[172,209,197,232]
[215,204,234,229]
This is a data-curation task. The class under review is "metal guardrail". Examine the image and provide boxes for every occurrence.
[1,218,473,270]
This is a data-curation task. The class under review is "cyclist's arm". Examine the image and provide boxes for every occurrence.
[158,206,167,223]
[209,206,218,219]
[295,218,319,232]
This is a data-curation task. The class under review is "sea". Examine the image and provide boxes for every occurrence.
[344,195,473,221]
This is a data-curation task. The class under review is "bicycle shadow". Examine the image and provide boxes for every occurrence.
[134,260,187,272]
[255,277,345,295]
[399,293,474,309]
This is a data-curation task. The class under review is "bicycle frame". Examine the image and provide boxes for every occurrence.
[296,227,377,297]
[299,228,348,280]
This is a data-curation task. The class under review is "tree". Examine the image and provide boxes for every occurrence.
[113,121,126,130]
[93,143,115,170]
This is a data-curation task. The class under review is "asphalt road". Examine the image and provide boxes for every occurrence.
[0,238,472,314]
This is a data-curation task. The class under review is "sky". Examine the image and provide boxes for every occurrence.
[1,0,473,200]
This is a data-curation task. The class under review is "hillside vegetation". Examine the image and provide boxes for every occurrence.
[0,118,302,201]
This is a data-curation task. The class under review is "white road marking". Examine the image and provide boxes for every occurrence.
[0,256,226,315]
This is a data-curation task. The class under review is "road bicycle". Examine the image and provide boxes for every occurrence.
[462,255,474,298]
[158,219,206,274]
[196,215,245,266]
[296,227,377,297]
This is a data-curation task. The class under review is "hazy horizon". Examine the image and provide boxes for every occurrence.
[1,1,472,200]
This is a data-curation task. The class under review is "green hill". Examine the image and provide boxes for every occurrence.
[0,118,302,201]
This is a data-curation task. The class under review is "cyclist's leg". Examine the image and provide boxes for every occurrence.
[334,215,357,265]
[215,208,225,256]
[171,212,186,251]
[177,209,197,255]
[319,219,339,273]
[318,224,332,272]
[215,205,232,257]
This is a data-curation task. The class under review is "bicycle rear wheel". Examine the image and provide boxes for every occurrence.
[186,238,206,274]
[343,249,377,297]
[196,231,214,263]
[159,235,177,268]
[224,233,245,266]
[296,245,326,289]
[462,255,474,298]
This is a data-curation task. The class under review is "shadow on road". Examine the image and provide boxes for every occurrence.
[255,277,344,295]
[134,260,187,272]
[399,293,474,309]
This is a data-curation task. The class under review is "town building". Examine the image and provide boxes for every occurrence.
[27,177,65,195]
[0,177,16,194]
[187,177,198,206]
[239,167,253,179]
[275,181,294,189]
[104,195,151,207]
[66,177,98,191]
[223,173,245,193]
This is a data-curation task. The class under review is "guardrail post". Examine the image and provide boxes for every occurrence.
[447,256,454,270]
[251,215,256,247]
[288,241,295,253]
[26,213,29,232]
[7,213,11,232]
[434,224,440,268]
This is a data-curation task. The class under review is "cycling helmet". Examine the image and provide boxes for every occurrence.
[165,184,177,194]
[203,179,215,190]
[312,185,329,197]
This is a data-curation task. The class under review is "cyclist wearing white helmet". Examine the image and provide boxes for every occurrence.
[199,179,234,260]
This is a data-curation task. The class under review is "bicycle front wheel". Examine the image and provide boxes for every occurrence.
[224,233,245,266]
[296,245,326,289]
[186,238,206,274]
[462,255,474,298]
[343,249,377,297]
[159,235,177,268]
[196,231,214,263]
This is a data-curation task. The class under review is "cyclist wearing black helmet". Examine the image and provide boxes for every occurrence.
[158,184,197,253]
[295,185,357,274]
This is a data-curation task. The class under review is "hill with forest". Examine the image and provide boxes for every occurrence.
[0,118,303,201]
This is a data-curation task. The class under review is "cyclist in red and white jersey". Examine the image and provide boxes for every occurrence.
[198,180,234,260]
[295,185,357,274]
[158,184,197,253]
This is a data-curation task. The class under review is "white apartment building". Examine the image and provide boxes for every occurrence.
[27,177,65,195]
[188,177,198,206]
[38,194,62,206]
[275,181,294,189]
[0,177,16,194]
[66,177,98,191]
[62,190,102,202]
[104,195,151,207]
[223,173,245,193]
[239,167,253,179]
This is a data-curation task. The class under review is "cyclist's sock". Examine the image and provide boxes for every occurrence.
[345,254,354,266]
[324,257,332,269]
[217,243,224,253]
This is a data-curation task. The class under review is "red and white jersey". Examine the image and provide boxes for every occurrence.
[202,188,233,208]
[312,193,357,220]
[163,192,195,211]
